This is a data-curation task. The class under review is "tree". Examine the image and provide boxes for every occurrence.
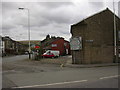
[46,34,50,40]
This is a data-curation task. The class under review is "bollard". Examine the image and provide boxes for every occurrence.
[60,64,64,69]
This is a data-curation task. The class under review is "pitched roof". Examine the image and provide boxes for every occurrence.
[41,37,63,46]
[19,40,40,45]
[72,8,120,26]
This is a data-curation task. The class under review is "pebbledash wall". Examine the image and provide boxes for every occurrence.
[70,8,120,64]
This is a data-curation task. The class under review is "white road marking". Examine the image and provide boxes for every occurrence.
[100,75,120,80]
[13,80,88,88]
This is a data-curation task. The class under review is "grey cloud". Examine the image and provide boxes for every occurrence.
[89,2,105,8]
[0,2,2,12]
[2,2,28,30]
[88,2,105,13]
[30,2,75,26]
[30,17,51,27]
[1,2,75,40]
[2,15,17,30]
[2,1,113,41]
[2,28,11,35]
[2,2,16,10]
[38,2,74,9]
[44,15,72,24]
[59,30,69,35]
[2,2,20,15]
[2,23,16,30]
[2,2,74,29]
[39,8,75,25]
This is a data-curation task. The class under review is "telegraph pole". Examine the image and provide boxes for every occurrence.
[113,0,118,63]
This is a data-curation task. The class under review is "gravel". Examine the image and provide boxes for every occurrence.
[2,56,72,73]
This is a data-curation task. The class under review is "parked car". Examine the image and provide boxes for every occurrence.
[25,51,29,55]
[42,50,60,58]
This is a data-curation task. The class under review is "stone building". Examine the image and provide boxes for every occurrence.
[70,8,120,64]
[2,36,28,56]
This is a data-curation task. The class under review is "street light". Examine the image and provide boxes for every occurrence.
[18,7,31,59]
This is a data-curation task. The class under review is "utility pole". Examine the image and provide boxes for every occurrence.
[113,0,118,63]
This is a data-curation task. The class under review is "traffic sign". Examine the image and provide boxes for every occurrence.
[70,37,82,50]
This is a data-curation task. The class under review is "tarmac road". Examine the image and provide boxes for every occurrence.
[2,55,119,88]
[3,66,119,88]
[33,76,119,88]
[2,55,28,62]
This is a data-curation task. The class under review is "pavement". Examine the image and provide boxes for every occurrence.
[63,56,119,68]
[2,55,119,69]
[65,63,119,68]
[37,55,119,68]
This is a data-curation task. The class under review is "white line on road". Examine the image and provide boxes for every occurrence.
[13,80,88,88]
[100,75,120,80]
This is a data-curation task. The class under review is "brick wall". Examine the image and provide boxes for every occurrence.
[51,39,70,55]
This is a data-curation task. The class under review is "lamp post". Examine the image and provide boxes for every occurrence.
[18,7,31,59]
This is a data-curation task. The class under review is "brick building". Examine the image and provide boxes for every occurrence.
[70,8,120,64]
[41,35,71,56]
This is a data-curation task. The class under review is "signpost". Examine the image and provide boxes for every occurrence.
[70,37,82,50]
[70,37,82,64]
[35,46,40,49]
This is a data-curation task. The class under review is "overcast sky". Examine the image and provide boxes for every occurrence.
[1,0,120,41]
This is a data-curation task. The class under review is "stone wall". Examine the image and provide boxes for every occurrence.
[71,9,120,64]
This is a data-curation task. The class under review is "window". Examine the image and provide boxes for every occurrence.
[64,43,67,46]
[51,44,57,47]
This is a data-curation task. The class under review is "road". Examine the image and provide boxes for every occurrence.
[2,55,28,62]
[2,55,28,89]
[3,66,119,88]
[2,55,119,88]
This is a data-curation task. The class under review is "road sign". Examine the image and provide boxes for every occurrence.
[70,37,82,50]
[35,46,40,49]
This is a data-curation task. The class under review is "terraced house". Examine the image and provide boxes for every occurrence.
[1,36,28,56]
[70,8,120,64]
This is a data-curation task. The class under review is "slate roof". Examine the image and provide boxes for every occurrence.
[72,8,120,26]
